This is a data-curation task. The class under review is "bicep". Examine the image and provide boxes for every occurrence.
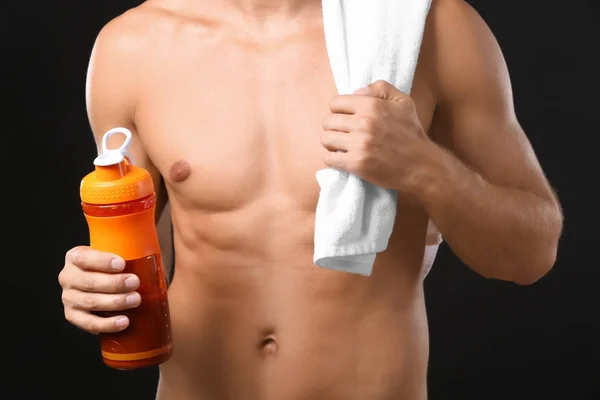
[428,0,556,202]
[85,19,167,219]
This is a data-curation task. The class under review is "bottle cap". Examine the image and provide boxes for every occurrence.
[80,128,154,205]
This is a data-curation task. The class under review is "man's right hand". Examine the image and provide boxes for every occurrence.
[59,246,142,334]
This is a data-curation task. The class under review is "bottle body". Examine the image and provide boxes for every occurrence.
[82,194,173,369]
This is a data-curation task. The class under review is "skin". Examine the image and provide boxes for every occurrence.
[58,0,563,399]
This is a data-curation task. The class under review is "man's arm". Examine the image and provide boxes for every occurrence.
[414,0,563,285]
[86,13,171,256]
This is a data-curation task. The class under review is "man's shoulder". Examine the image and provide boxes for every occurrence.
[421,0,499,88]
[92,5,162,60]
[92,1,210,64]
[426,0,479,30]
[86,5,171,126]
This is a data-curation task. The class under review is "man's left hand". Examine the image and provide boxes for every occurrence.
[321,80,437,193]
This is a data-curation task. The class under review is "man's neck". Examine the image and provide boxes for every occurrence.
[153,0,322,34]
[221,0,320,19]
[170,0,321,24]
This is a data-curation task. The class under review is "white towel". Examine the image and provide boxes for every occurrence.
[314,0,435,276]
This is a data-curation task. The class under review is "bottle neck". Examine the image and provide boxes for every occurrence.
[95,161,129,181]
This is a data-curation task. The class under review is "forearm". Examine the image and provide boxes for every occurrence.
[410,145,562,285]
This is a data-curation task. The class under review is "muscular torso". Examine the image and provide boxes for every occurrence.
[128,3,439,399]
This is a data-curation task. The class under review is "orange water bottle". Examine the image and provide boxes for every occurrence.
[80,127,173,370]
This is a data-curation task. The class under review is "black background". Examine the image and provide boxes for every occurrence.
[2,1,598,399]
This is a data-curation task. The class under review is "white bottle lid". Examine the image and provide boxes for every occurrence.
[93,127,135,167]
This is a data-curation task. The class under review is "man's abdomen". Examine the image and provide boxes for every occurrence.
[156,214,430,400]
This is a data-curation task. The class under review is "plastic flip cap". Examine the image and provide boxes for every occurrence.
[94,127,136,167]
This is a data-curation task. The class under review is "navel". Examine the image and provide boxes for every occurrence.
[169,160,191,183]
[259,334,278,357]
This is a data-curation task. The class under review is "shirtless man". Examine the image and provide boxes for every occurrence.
[58,0,563,399]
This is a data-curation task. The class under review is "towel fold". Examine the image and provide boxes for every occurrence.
[314,0,434,276]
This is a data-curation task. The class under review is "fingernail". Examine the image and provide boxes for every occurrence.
[124,275,140,289]
[110,258,125,271]
[126,293,141,306]
[116,317,129,328]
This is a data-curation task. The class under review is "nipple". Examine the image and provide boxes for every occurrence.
[94,127,135,181]
[169,161,191,183]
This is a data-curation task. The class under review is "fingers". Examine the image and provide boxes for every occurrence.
[320,131,351,152]
[64,308,130,334]
[323,113,353,132]
[354,80,405,101]
[61,288,141,312]
[60,247,138,294]
[321,112,375,153]
[323,113,371,133]
[68,269,140,294]
[323,151,350,171]
[61,246,140,335]
[329,94,377,114]
[66,246,125,273]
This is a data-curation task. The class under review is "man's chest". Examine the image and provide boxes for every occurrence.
[134,35,436,209]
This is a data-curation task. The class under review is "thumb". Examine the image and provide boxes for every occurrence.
[353,80,404,101]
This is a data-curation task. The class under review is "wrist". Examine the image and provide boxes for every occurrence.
[405,143,470,208]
